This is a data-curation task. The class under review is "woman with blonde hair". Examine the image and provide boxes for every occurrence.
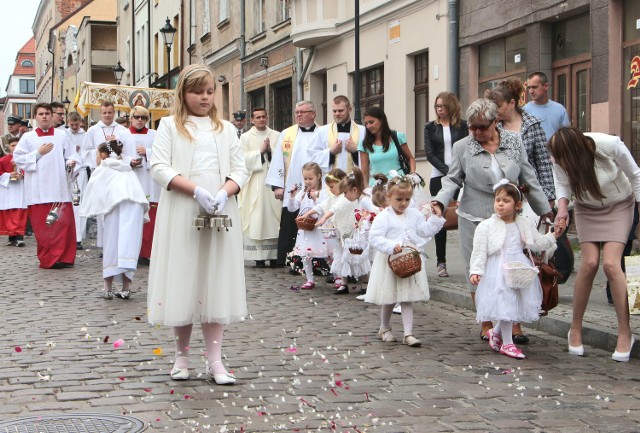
[424,91,468,278]
[148,64,249,382]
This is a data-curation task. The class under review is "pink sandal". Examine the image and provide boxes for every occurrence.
[500,344,525,359]
[300,281,315,290]
[333,278,343,288]
[487,329,502,352]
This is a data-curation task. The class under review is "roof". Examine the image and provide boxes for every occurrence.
[13,38,36,76]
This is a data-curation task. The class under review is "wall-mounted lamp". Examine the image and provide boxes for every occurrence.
[217,75,226,83]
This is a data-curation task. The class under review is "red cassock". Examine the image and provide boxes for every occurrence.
[28,202,77,268]
[0,154,27,236]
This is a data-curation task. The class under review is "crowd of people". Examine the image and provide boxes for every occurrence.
[2,67,639,382]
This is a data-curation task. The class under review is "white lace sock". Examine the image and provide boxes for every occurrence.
[201,322,227,375]
[173,324,192,369]
[103,277,113,292]
[302,257,314,283]
[400,302,414,336]
[498,321,513,346]
[380,304,394,330]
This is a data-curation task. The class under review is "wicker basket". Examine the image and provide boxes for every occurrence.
[503,261,539,289]
[295,216,317,231]
[387,246,422,278]
[348,247,364,255]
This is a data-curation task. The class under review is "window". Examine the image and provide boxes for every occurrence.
[271,80,292,131]
[276,0,290,23]
[253,0,265,35]
[219,0,229,23]
[360,65,384,111]
[478,33,526,95]
[19,79,35,94]
[553,14,590,61]
[201,0,210,36]
[13,103,33,119]
[414,52,428,158]
[21,59,34,67]
[250,88,266,116]
[623,0,640,161]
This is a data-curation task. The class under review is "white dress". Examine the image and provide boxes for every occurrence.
[475,222,543,323]
[364,207,445,305]
[148,116,248,326]
[289,189,329,258]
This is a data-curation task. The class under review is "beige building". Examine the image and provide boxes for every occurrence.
[291,0,454,168]
[33,0,92,103]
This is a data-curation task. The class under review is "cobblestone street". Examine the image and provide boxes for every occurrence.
[1,241,639,432]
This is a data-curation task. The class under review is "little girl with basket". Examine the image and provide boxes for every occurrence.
[364,174,445,347]
[469,180,566,359]
[289,162,329,290]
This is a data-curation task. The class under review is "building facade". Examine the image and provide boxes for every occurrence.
[3,38,37,127]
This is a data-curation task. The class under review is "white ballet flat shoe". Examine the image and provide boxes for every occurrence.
[612,335,635,362]
[567,329,584,356]
[170,367,190,380]
[208,361,236,385]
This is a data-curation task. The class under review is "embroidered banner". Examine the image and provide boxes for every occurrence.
[75,82,173,120]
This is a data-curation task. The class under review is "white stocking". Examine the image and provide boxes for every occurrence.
[201,322,227,375]
[173,324,192,368]
[400,302,414,336]
[498,321,513,346]
[380,304,394,330]
[302,257,314,283]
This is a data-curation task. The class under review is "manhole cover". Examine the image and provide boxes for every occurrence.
[0,413,145,433]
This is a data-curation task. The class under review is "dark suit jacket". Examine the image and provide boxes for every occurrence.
[424,121,468,175]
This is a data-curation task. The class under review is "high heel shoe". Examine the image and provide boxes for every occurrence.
[612,335,635,362]
[208,361,236,385]
[567,329,584,356]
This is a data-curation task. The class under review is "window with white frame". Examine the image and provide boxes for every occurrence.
[219,0,229,23]
[21,59,34,67]
[276,0,290,23]
[201,0,210,35]
[253,0,265,35]
[19,79,35,94]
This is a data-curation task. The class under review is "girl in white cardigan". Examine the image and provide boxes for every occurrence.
[470,180,565,359]
[364,175,445,347]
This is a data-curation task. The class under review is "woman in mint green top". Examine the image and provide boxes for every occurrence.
[358,106,416,186]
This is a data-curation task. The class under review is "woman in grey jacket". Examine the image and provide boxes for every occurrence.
[433,99,552,340]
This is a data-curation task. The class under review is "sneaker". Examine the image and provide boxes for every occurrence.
[392,303,402,314]
[487,329,502,352]
[378,328,396,342]
[500,343,525,359]
[114,290,131,299]
[403,335,421,347]
[102,290,114,300]
[15,240,25,247]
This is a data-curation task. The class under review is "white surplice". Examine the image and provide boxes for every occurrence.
[67,128,88,241]
[118,127,161,202]
[308,122,366,172]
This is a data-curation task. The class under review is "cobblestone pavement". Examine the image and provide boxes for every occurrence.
[1,240,640,432]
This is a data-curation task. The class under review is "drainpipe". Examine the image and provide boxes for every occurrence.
[48,29,55,102]
[148,0,152,87]
[448,0,459,95]
[296,48,303,101]
[239,0,246,110]
[131,0,136,84]
[297,47,315,101]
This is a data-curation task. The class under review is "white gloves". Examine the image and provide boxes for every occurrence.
[194,186,216,214]
[212,189,228,214]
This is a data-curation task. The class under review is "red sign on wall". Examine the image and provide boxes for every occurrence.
[628,55,640,90]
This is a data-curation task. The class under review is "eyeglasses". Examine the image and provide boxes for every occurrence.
[435,104,445,109]
[469,122,494,132]
[295,110,314,115]
[132,115,148,120]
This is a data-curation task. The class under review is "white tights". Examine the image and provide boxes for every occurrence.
[493,320,513,346]
[380,302,414,336]
[172,323,229,375]
[302,257,314,283]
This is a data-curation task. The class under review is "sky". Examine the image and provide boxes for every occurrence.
[1,0,41,97]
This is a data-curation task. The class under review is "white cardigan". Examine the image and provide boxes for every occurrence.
[469,214,557,276]
[369,207,445,255]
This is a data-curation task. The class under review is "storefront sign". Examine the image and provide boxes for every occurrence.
[388,20,400,44]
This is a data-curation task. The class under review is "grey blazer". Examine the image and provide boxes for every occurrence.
[433,128,551,219]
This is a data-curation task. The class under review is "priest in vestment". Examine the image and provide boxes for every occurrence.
[308,95,365,173]
[238,108,281,267]
[13,103,81,269]
[117,106,159,265]
[265,101,320,267]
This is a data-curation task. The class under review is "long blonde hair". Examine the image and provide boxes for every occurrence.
[172,64,222,140]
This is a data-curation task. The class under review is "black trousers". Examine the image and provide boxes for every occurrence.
[276,207,299,266]
[429,176,459,264]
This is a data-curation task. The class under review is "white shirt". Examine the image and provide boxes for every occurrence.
[81,121,127,170]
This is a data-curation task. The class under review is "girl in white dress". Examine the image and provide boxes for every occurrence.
[316,167,377,294]
[79,140,149,300]
[470,180,565,359]
[299,168,347,287]
[289,162,328,290]
[148,65,248,384]
[364,175,445,346]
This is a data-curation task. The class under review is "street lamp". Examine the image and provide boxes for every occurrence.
[159,17,177,74]
[62,96,71,114]
[112,61,125,85]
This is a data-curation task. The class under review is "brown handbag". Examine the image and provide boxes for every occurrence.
[442,201,458,230]
[530,220,561,316]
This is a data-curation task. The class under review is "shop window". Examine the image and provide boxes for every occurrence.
[552,14,590,61]
[623,0,640,160]
[478,33,526,96]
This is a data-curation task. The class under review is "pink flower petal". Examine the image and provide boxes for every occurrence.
[113,339,125,349]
